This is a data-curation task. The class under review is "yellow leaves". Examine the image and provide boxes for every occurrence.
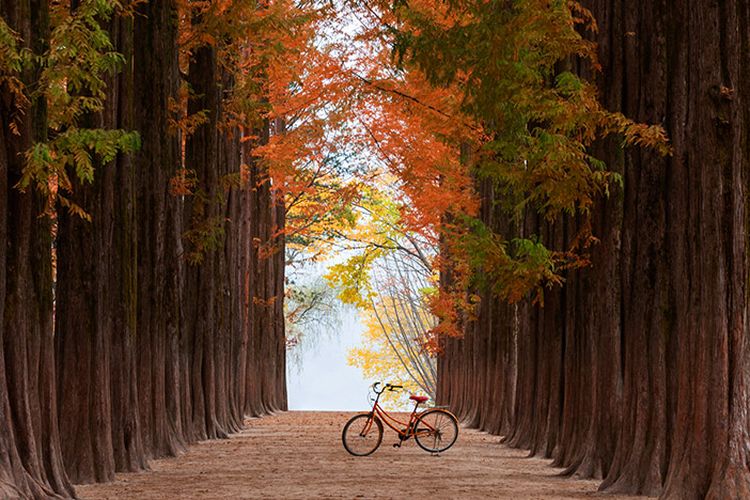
[325,255,379,308]
[347,307,425,410]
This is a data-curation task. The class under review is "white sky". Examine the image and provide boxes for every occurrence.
[286,306,372,411]
[285,3,406,412]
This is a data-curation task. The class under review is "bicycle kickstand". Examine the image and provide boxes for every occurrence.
[393,433,406,449]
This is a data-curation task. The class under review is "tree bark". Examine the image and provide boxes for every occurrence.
[0,0,74,497]
[438,1,750,498]
[656,1,750,497]
[133,0,186,460]
[55,9,142,485]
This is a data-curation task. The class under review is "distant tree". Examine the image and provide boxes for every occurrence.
[285,275,344,355]
[350,250,437,398]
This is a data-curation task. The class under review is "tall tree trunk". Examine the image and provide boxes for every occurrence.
[108,13,146,474]
[0,0,74,497]
[589,0,750,496]
[184,44,221,441]
[0,99,21,498]
[133,0,186,460]
[55,7,142,485]
[0,27,27,495]
[271,190,287,412]
[656,1,750,497]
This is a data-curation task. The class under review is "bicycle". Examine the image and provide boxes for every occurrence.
[341,382,459,456]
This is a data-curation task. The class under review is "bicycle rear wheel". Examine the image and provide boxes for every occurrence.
[414,409,458,453]
[342,413,383,456]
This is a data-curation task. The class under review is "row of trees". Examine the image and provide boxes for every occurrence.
[0,1,287,497]
[433,1,750,498]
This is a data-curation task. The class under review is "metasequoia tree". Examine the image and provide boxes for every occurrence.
[395,1,750,498]
[0,0,294,496]
[55,0,143,483]
[0,1,73,496]
[592,1,750,497]
[133,0,188,460]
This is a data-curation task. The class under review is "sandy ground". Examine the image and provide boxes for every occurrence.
[77,411,644,500]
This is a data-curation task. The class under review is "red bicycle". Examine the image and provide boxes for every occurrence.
[341,382,459,456]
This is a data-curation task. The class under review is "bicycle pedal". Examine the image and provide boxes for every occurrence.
[392,443,401,448]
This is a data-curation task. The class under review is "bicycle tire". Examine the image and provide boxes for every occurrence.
[414,408,459,453]
[342,413,383,456]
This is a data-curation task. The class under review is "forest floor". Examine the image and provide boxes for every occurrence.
[77,411,643,500]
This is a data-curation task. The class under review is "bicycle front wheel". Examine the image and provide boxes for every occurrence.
[414,409,459,453]
[342,413,383,456]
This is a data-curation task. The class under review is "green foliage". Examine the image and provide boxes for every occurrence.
[21,129,140,220]
[45,0,126,127]
[10,0,142,218]
[459,215,558,303]
[182,182,235,265]
[394,0,667,217]
[0,17,29,133]
[390,0,669,303]
[0,17,23,72]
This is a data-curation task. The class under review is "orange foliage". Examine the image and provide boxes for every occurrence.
[171,0,640,344]
[250,1,482,341]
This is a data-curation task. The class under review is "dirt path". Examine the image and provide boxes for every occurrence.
[78,411,642,499]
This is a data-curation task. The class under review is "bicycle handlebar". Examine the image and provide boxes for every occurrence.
[372,382,403,395]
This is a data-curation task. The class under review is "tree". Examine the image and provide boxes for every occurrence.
[350,251,437,397]
[412,1,750,498]
[285,276,343,349]
[591,1,750,497]
[0,0,296,495]
[0,1,73,496]
[54,0,142,483]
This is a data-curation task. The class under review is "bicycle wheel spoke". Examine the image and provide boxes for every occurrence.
[342,414,383,456]
[414,410,458,453]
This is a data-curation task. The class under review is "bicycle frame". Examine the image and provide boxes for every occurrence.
[364,387,436,441]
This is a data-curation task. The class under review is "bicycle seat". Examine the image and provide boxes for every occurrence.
[410,395,429,403]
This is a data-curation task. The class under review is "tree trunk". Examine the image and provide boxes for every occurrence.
[184,44,222,441]
[133,0,186,460]
[55,9,143,485]
[438,1,750,498]
[108,13,147,474]
[656,1,750,497]
[0,1,74,497]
